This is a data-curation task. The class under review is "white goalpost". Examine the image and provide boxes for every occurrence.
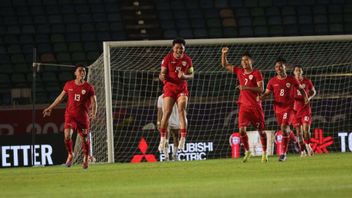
[85,35,352,163]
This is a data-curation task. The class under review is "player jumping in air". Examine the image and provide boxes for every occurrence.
[43,65,97,169]
[292,65,316,157]
[158,38,194,152]
[221,47,268,163]
[261,58,308,162]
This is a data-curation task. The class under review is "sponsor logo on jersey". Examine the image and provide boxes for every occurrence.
[286,83,291,88]
[82,90,86,95]
[301,84,306,89]
[182,61,187,67]
[68,89,73,91]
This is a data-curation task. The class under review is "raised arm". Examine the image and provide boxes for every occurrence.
[89,95,97,120]
[221,47,234,72]
[43,90,66,117]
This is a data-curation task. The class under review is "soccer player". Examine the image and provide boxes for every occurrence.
[221,47,268,163]
[260,58,308,161]
[157,94,187,161]
[292,65,316,156]
[43,65,97,169]
[159,38,194,151]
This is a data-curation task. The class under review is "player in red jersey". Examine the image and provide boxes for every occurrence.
[43,65,97,169]
[292,65,316,156]
[221,47,268,163]
[261,58,308,161]
[159,38,194,152]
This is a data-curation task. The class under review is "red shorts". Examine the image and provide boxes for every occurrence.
[238,105,265,130]
[293,112,312,128]
[163,83,189,100]
[64,115,89,131]
[275,109,294,126]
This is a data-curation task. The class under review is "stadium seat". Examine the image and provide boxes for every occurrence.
[185,0,199,9]
[254,26,269,36]
[206,18,222,28]
[170,1,185,10]
[299,24,314,35]
[284,25,299,35]
[193,28,208,38]
[49,15,63,24]
[219,8,234,18]
[40,53,56,63]
[330,23,344,34]
[176,19,191,29]
[173,10,188,19]
[191,18,206,28]
[53,43,68,52]
[297,6,311,16]
[3,35,18,44]
[179,29,194,39]
[298,15,313,25]
[37,43,53,54]
[234,8,251,17]
[51,34,65,43]
[208,28,223,38]
[37,24,51,34]
[11,54,26,64]
[282,6,296,16]
[72,52,86,62]
[253,17,267,26]
[239,26,253,37]
[222,18,237,27]
[265,6,280,16]
[238,17,252,26]
[269,25,284,36]
[214,0,228,9]
[18,16,33,25]
[259,0,273,7]
[93,13,107,23]
[81,32,96,42]
[244,0,258,7]
[81,23,95,32]
[314,15,328,24]
[313,5,327,15]
[329,15,343,23]
[314,24,329,34]
[56,52,71,62]
[7,26,21,34]
[251,7,265,16]
[283,16,297,25]
[22,25,36,34]
[223,27,237,37]
[158,10,173,20]
[204,9,219,19]
[199,0,213,9]
[163,30,178,39]
[63,14,78,23]
[7,45,22,54]
[52,24,65,33]
[229,0,243,8]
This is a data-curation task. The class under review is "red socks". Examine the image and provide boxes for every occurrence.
[64,139,73,155]
[282,135,289,153]
[159,128,166,138]
[180,129,187,137]
[240,134,249,151]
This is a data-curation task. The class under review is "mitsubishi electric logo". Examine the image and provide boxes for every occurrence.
[130,137,157,163]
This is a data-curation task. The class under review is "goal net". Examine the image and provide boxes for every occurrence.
[78,35,352,163]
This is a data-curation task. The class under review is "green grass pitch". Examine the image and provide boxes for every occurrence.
[1,153,352,198]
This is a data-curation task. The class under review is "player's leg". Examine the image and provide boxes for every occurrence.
[176,95,188,150]
[252,107,267,162]
[238,106,251,162]
[303,121,314,156]
[64,128,74,167]
[78,129,90,169]
[295,125,306,157]
[163,127,170,161]
[159,96,175,151]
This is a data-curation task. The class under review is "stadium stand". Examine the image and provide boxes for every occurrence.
[0,0,351,105]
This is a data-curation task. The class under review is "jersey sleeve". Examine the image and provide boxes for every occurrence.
[307,79,314,90]
[63,81,70,92]
[232,66,240,74]
[90,84,96,96]
[266,78,273,91]
[161,55,169,68]
[253,70,263,82]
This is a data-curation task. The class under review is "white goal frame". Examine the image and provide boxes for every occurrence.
[100,35,352,163]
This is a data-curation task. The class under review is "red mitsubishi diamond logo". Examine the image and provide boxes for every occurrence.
[131,137,157,163]
[310,128,334,154]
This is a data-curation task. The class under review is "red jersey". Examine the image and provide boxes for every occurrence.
[233,66,263,107]
[267,75,300,113]
[161,52,192,88]
[63,80,95,120]
[293,77,314,114]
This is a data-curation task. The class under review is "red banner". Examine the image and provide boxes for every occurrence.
[0,109,65,136]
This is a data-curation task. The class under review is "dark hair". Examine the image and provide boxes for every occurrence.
[74,64,86,71]
[294,64,303,69]
[242,51,252,58]
[172,37,186,46]
[275,56,286,64]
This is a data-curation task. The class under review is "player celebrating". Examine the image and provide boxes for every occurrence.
[159,38,194,152]
[157,94,187,161]
[292,65,316,156]
[261,58,308,161]
[43,65,97,169]
[221,47,268,163]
